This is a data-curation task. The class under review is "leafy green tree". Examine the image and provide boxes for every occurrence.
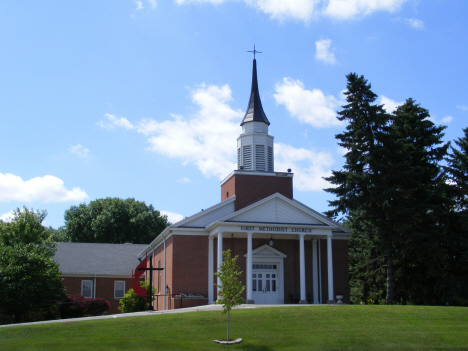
[118,281,155,313]
[214,249,245,341]
[0,208,67,323]
[64,197,170,244]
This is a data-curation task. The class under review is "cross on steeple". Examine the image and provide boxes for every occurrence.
[247,45,262,59]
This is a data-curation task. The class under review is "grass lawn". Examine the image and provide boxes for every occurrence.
[1,305,467,350]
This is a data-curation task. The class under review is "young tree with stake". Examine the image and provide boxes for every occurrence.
[214,249,245,341]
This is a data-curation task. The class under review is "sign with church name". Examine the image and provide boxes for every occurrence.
[240,226,314,233]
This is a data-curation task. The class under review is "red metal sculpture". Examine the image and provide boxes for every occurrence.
[132,256,148,300]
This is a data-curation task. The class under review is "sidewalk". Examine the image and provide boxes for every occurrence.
[0,303,322,328]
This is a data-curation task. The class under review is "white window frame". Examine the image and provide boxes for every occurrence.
[114,281,125,299]
[81,280,93,298]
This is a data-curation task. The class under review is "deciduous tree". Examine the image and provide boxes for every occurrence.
[215,249,245,341]
[0,208,67,323]
[64,197,169,244]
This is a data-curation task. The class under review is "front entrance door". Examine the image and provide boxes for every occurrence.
[252,264,278,304]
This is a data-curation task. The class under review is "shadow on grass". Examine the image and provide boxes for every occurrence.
[238,344,272,351]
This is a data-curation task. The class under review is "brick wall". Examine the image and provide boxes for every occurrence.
[221,173,293,211]
[61,276,133,315]
[319,238,350,304]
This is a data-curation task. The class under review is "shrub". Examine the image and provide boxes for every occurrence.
[118,281,156,313]
[59,294,110,319]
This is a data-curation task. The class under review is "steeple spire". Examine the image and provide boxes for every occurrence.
[240,58,270,126]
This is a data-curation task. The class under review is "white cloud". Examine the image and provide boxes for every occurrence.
[128,84,241,179]
[441,115,453,124]
[0,173,89,203]
[275,143,334,191]
[175,0,406,22]
[135,0,144,10]
[427,115,453,125]
[273,78,341,128]
[160,210,184,224]
[69,144,90,159]
[379,95,403,113]
[148,0,157,9]
[247,0,318,22]
[177,177,191,184]
[98,114,135,130]
[324,0,407,20]
[102,82,337,192]
[405,18,424,29]
[0,210,15,222]
[315,39,337,65]
[457,105,468,112]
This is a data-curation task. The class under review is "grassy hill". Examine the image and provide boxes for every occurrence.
[1,305,467,350]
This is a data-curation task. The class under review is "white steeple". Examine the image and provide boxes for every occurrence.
[237,58,274,173]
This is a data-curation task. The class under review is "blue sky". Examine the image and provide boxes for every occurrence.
[1,0,467,228]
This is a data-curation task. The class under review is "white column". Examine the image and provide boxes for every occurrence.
[312,239,319,304]
[208,236,214,304]
[327,235,334,303]
[299,234,307,304]
[217,232,223,300]
[246,232,253,303]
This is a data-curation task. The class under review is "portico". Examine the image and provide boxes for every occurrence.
[207,217,337,305]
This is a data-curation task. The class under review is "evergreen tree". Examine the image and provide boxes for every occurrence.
[326,74,449,305]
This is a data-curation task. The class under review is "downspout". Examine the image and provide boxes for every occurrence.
[93,274,96,298]
[163,237,166,310]
[318,240,322,304]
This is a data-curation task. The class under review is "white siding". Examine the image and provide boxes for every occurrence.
[228,198,326,225]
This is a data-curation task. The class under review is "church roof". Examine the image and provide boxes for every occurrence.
[55,242,147,276]
[240,59,270,126]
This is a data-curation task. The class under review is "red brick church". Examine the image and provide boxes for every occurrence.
[139,58,352,309]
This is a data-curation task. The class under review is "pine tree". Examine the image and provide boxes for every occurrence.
[326,74,449,305]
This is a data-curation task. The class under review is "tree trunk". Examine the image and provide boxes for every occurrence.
[386,255,394,305]
[227,310,230,341]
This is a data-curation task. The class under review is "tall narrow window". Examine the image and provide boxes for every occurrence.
[256,145,265,171]
[243,145,252,170]
[114,281,125,299]
[268,146,273,172]
[81,280,93,298]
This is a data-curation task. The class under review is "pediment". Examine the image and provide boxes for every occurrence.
[243,244,287,258]
[225,194,331,226]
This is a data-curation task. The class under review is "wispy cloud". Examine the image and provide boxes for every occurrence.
[457,105,468,112]
[98,114,135,130]
[405,18,425,29]
[275,143,334,191]
[102,83,336,191]
[0,173,88,203]
[315,38,337,65]
[175,0,408,22]
[324,0,407,20]
[160,210,184,224]
[379,95,403,113]
[69,144,90,159]
[274,78,341,128]
[177,177,191,184]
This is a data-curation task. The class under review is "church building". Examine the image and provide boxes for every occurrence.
[139,58,352,309]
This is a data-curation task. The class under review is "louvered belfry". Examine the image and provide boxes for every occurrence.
[221,58,293,211]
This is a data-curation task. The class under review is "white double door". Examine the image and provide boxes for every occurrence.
[252,264,278,304]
